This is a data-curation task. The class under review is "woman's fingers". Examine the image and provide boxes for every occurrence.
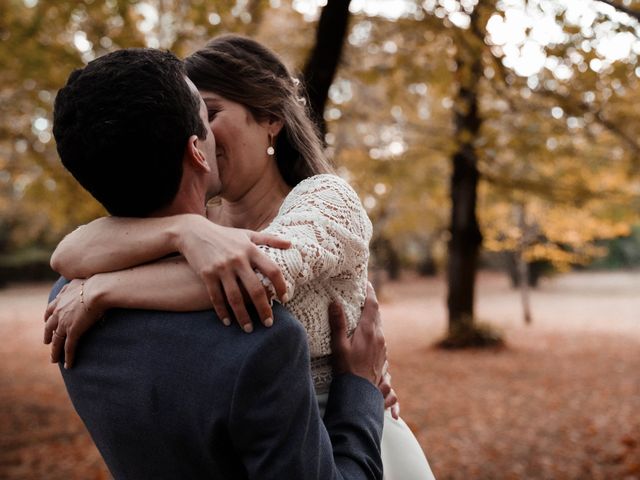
[50,329,66,363]
[252,254,288,302]
[202,247,281,331]
[44,313,59,345]
[64,332,79,369]
[220,272,253,333]
[237,269,273,327]
[247,232,288,301]
[43,279,102,367]
[204,278,231,326]
[44,297,59,322]
[249,232,291,250]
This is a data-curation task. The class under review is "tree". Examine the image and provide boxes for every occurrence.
[330,12,454,281]
[302,0,353,138]
[441,3,502,347]
[479,0,640,270]
[331,0,639,342]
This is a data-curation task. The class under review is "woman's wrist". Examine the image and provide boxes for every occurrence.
[172,214,206,254]
[173,213,222,257]
[83,274,111,313]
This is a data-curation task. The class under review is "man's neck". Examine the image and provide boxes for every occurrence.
[150,167,210,218]
[151,200,205,218]
[151,186,207,218]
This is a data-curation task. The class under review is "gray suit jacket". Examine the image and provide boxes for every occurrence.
[51,278,384,479]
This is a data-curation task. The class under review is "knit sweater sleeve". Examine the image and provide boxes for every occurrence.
[258,174,372,301]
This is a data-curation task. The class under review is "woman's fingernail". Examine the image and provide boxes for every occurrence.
[243,323,253,333]
[64,363,68,369]
[264,317,273,327]
[222,318,231,326]
[282,293,289,303]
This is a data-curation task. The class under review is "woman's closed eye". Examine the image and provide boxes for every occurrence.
[207,109,220,121]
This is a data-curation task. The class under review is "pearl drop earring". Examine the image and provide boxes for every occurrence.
[267,134,275,156]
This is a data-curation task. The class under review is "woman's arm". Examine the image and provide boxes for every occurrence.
[51,214,290,328]
[50,216,189,278]
[256,174,373,300]
[46,174,369,368]
[171,175,372,304]
[45,257,218,368]
[88,257,212,311]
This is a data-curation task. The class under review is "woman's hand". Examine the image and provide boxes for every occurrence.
[178,215,291,332]
[44,278,105,368]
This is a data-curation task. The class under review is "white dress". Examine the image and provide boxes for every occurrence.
[258,174,435,480]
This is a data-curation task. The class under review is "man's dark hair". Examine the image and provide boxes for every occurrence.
[53,48,207,217]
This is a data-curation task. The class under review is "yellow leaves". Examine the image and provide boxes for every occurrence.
[1,0,638,271]
[484,236,519,252]
[1,0,286,250]
[525,243,608,269]
[480,189,639,271]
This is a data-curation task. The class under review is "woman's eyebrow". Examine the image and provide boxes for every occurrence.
[202,96,222,106]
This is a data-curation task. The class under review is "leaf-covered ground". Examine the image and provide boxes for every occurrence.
[1,270,638,479]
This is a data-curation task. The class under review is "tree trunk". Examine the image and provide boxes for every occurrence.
[447,145,482,326]
[517,254,532,324]
[442,8,501,348]
[371,235,401,280]
[302,0,352,137]
[516,204,533,324]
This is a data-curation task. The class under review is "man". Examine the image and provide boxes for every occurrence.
[47,48,386,479]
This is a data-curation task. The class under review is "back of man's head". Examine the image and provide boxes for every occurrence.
[53,48,207,217]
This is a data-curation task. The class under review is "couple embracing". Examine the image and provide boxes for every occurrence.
[45,35,435,479]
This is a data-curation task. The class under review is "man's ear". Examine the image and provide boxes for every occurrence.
[185,134,210,173]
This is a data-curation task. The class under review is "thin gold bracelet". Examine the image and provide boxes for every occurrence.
[80,281,90,313]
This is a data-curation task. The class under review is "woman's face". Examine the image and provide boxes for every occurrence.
[199,90,273,200]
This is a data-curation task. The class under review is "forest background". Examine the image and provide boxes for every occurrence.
[1,1,640,479]
[1,0,639,341]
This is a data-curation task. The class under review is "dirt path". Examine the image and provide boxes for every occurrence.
[1,271,638,479]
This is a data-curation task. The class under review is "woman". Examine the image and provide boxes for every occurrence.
[45,35,435,479]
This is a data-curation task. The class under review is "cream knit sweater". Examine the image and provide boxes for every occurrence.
[259,174,372,393]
